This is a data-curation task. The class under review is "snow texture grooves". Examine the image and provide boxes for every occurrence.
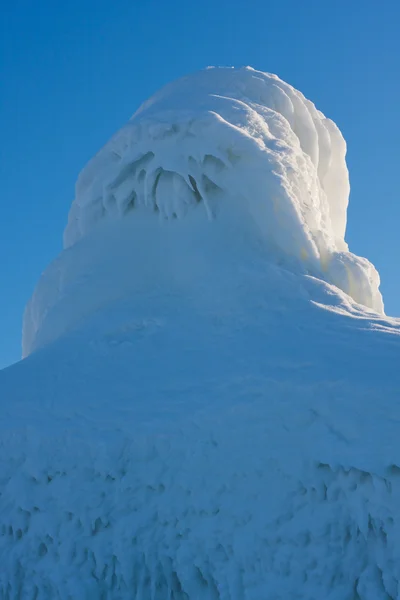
[2,398,400,600]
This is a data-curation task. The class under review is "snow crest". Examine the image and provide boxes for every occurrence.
[23,67,384,356]
[65,66,382,312]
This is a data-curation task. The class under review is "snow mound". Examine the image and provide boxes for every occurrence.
[65,66,382,312]
[2,67,399,599]
[3,273,400,599]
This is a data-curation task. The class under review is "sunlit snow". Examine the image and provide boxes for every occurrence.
[1,67,400,599]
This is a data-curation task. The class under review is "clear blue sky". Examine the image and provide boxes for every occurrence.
[1,0,399,369]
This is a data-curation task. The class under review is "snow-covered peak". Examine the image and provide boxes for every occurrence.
[67,67,350,253]
[4,68,400,600]
[24,67,383,357]
[64,67,382,314]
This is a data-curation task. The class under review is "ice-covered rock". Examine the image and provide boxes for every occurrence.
[1,67,399,599]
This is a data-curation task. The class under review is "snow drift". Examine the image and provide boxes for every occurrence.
[1,67,400,599]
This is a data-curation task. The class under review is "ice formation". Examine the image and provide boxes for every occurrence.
[1,68,400,599]
[23,67,384,357]
[66,68,381,302]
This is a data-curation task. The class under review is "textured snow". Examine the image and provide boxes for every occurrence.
[1,67,400,599]
[24,67,384,356]
[64,67,382,312]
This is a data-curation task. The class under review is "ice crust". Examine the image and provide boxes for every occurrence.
[1,68,400,599]
[64,67,382,311]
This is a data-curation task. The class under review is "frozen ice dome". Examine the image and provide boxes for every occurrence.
[66,66,383,309]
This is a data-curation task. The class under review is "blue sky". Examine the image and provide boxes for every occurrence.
[1,0,399,369]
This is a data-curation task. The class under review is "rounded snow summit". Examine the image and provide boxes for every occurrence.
[23,66,385,357]
[1,67,400,600]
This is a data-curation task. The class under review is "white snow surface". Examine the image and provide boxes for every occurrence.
[24,66,384,356]
[63,66,382,314]
[1,67,400,599]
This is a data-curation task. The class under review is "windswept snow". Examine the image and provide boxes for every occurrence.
[1,67,400,599]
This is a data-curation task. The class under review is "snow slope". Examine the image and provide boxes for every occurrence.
[1,67,400,599]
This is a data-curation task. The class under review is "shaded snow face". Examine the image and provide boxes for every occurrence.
[23,67,384,356]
